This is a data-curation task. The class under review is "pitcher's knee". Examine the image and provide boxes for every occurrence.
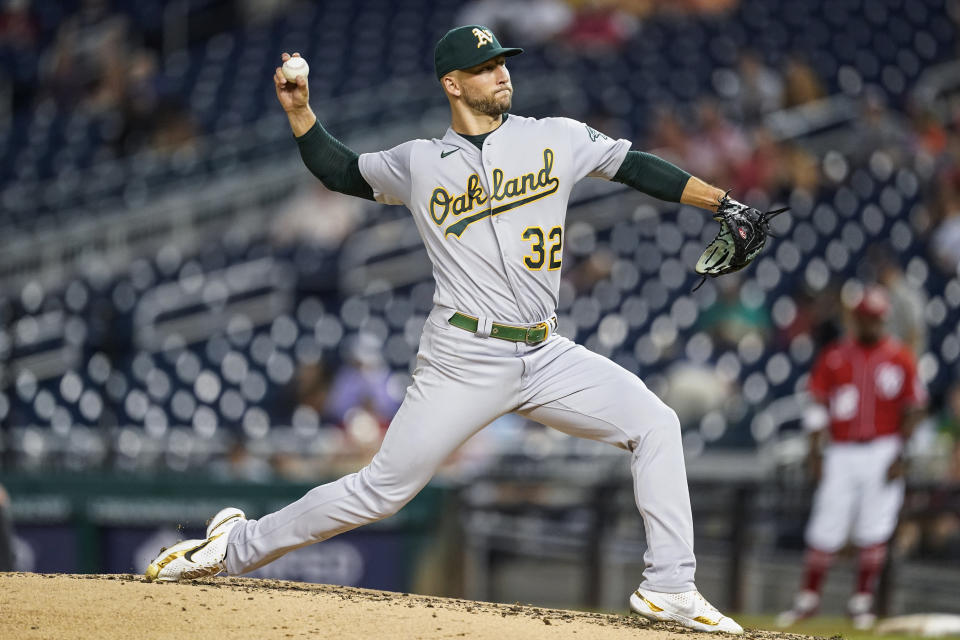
[625,400,681,446]
[361,473,423,519]
[654,402,681,431]
[371,488,414,518]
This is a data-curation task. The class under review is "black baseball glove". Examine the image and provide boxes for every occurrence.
[693,192,787,290]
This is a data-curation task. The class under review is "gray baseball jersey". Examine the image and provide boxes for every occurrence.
[223,115,698,595]
[358,115,630,323]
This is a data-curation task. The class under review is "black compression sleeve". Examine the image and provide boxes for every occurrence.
[295,121,375,201]
[612,151,691,203]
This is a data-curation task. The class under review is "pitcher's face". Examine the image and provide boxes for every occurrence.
[458,55,512,117]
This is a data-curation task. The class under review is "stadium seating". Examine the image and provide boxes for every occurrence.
[3,0,956,228]
[2,0,958,469]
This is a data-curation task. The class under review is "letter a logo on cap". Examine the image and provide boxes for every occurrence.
[472,27,494,47]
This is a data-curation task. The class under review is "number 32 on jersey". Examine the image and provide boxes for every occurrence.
[522,226,562,270]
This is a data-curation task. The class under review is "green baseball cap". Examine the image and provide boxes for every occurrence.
[434,25,523,80]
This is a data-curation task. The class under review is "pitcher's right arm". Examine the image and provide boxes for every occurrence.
[275,52,374,200]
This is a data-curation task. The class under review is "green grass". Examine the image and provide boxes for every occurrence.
[738,615,942,640]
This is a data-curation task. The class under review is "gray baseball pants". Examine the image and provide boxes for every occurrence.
[224,305,696,592]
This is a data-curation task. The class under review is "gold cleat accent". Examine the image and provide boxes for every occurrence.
[694,616,720,626]
[144,548,187,582]
[206,513,242,535]
[634,591,664,612]
[143,535,223,582]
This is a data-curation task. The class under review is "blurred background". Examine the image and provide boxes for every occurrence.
[0,0,959,631]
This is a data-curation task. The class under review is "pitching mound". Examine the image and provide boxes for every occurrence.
[1,573,809,640]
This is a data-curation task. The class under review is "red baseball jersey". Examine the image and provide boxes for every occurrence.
[808,336,927,442]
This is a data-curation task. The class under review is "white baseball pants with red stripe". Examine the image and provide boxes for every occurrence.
[805,435,904,551]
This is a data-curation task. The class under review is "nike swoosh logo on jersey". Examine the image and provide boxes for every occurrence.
[441,148,460,158]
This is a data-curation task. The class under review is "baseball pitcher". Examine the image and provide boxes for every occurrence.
[146,26,777,633]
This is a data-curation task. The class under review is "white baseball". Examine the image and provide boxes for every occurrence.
[282,56,309,82]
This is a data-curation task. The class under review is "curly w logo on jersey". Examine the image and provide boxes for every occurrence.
[875,363,905,398]
[809,337,925,442]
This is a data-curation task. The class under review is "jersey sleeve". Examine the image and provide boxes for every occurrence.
[807,348,832,403]
[899,349,928,408]
[358,140,417,206]
[555,117,632,181]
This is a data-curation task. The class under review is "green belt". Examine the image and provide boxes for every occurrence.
[448,312,552,345]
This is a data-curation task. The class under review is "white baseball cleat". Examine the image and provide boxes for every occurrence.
[630,587,744,634]
[205,507,246,538]
[144,507,246,583]
[848,592,876,630]
[775,589,820,627]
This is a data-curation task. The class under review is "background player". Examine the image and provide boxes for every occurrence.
[777,285,927,629]
[0,484,13,571]
[146,25,771,633]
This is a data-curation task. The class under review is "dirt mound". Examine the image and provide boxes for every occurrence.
[0,573,811,640]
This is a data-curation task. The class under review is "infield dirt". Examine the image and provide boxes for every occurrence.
[0,573,815,640]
